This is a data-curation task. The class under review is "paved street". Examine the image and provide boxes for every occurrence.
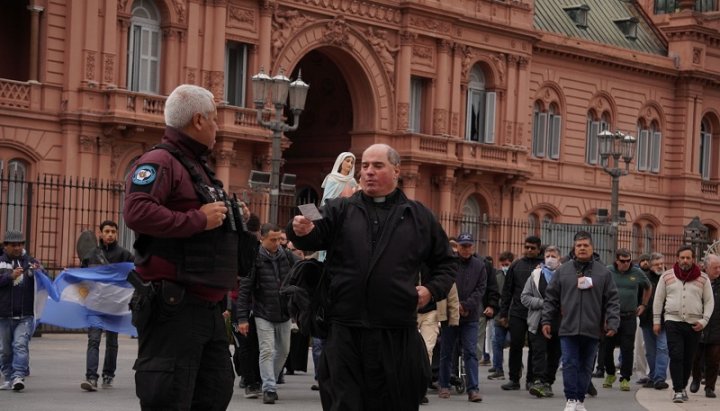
[0,333,716,411]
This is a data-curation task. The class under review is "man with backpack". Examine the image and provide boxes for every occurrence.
[236,223,300,405]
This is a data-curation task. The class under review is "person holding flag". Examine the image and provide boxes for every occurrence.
[0,230,53,391]
[79,220,133,392]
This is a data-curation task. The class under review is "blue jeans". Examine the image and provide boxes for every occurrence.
[560,335,598,402]
[641,324,668,383]
[86,327,118,380]
[312,337,324,381]
[254,317,291,393]
[439,321,479,392]
[0,316,34,380]
[492,322,510,372]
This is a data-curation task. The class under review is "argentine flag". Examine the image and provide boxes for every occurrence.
[40,262,137,336]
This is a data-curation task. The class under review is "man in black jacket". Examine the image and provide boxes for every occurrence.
[236,223,299,404]
[80,220,133,392]
[288,144,456,411]
[498,235,543,390]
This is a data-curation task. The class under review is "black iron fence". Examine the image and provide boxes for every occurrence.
[0,170,700,273]
[438,213,688,263]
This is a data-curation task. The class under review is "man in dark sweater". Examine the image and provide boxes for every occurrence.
[437,233,487,402]
[80,220,133,392]
[498,235,543,390]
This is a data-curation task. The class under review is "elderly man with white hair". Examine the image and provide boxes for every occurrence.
[124,84,253,410]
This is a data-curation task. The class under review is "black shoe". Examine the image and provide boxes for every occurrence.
[263,391,278,404]
[636,377,650,385]
[707,389,717,398]
[592,369,605,378]
[501,381,521,390]
[488,367,497,373]
[654,381,669,390]
[311,384,320,391]
[277,375,285,384]
[420,395,429,404]
[691,379,701,393]
[643,380,655,388]
[587,381,598,397]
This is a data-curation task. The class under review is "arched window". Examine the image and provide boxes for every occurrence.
[532,102,562,159]
[631,223,642,256]
[465,65,496,143]
[700,118,712,180]
[461,196,482,239]
[586,111,610,165]
[636,120,662,173]
[643,225,655,254]
[528,213,540,237]
[6,159,27,232]
[128,0,161,93]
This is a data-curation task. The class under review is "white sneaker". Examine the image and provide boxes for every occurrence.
[575,401,587,411]
[0,381,11,390]
[11,377,24,391]
[564,399,578,411]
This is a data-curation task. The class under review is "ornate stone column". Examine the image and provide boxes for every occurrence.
[396,30,415,131]
[433,39,452,135]
[400,162,420,199]
[434,169,456,233]
[27,4,44,81]
[213,139,236,188]
[258,1,273,72]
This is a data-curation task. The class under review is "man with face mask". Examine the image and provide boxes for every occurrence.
[638,253,669,390]
[521,245,563,398]
[601,249,651,392]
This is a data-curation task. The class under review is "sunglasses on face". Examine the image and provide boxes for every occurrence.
[617,259,632,264]
[524,245,538,250]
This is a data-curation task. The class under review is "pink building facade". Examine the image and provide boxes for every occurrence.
[1,0,719,264]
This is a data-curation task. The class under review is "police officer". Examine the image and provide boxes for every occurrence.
[124,84,245,410]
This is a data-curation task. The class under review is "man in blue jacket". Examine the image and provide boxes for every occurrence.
[437,233,486,402]
[542,231,620,411]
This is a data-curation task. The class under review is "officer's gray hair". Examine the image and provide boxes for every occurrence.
[650,252,664,261]
[164,85,215,129]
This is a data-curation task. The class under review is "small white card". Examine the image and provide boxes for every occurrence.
[298,203,323,221]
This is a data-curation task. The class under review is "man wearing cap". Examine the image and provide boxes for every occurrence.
[0,230,46,391]
[437,233,487,402]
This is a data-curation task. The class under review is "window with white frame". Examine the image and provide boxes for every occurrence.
[586,111,610,165]
[5,159,27,232]
[636,120,661,173]
[128,0,161,94]
[225,41,248,107]
[465,65,496,143]
[532,102,562,159]
[700,118,712,180]
[409,76,425,133]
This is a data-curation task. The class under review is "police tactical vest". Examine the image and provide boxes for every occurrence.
[137,143,239,289]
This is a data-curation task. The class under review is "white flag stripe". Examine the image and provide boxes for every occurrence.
[60,281,133,315]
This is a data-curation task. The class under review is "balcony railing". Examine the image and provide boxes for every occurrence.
[702,180,719,195]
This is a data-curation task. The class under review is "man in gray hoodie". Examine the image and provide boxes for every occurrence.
[541,231,620,411]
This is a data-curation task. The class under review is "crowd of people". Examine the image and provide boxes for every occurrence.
[2,83,720,411]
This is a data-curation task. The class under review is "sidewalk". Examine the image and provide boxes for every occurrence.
[1,333,717,410]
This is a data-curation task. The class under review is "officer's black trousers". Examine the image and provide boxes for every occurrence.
[133,294,234,411]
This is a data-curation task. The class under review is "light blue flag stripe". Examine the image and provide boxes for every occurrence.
[40,262,137,336]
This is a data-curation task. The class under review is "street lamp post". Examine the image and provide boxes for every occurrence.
[251,67,309,225]
[597,130,637,258]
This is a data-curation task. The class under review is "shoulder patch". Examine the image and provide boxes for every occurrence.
[132,164,158,186]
